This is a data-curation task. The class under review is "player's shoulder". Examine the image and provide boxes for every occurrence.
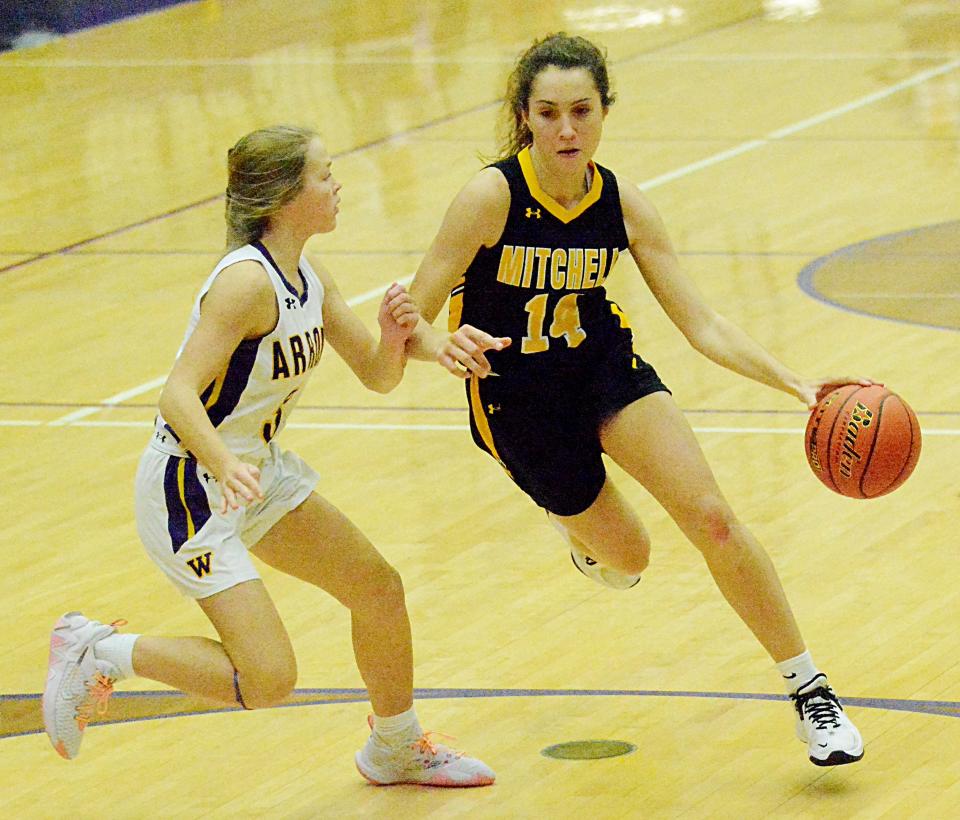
[457,165,511,208]
[612,171,663,228]
[206,257,274,306]
[611,170,645,208]
[439,165,511,247]
[218,256,273,285]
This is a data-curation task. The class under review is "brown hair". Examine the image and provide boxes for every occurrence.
[224,125,318,250]
[494,33,615,161]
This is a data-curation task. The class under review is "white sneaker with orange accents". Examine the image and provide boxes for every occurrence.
[42,612,122,760]
[355,721,495,787]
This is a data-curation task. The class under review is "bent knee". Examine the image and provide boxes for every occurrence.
[371,563,405,602]
[237,657,297,709]
[681,496,740,551]
[587,530,649,575]
[353,562,406,611]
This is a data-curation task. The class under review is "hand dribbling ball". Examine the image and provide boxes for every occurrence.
[805,384,921,499]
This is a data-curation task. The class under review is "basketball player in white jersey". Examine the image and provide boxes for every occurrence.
[42,125,494,788]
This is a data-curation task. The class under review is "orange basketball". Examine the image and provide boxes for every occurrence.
[804,384,921,499]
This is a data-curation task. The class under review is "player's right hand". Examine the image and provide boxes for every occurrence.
[216,457,264,514]
[437,324,511,379]
[797,376,879,410]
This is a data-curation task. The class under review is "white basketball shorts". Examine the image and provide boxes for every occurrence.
[134,441,319,599]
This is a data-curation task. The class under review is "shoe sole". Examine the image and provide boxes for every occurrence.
[43,615,78,760]
[809,748,864,766]
[355,756,494,787]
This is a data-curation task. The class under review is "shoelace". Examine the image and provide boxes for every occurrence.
[75,672,116,730]
[793,685,843,729]
[71,617,126,730]
[411,730,463,760]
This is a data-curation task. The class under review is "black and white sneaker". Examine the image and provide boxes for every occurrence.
[792,674,864,766]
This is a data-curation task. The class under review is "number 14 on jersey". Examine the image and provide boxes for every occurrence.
[521,293,587,354]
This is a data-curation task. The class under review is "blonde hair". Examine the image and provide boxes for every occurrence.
[224,125,318,249]
[494,33,615,162]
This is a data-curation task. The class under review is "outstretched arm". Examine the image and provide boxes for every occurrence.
[313,259,418,393]
[619,175,872,408]
[407,167,512,378]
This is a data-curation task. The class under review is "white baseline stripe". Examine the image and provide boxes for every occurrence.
[44,275,416,427]
[46,57,959,425]
[832,293,960,299]
[344,273,414,308]
[641,58,960,191]
[6,419,959,435]
[49,376,167,426]
[693,427,956,436]
[770,60,960,138]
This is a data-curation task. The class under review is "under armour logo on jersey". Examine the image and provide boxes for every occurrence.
[525,207,541,219]
[285,297,298,310]
[487,403,501,414]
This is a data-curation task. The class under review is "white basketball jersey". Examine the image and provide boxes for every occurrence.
[152,240,324,460]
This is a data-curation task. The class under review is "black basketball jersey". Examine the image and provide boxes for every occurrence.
[450,146,630,379]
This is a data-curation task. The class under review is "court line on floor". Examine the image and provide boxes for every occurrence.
[48,378,167,427]
[35,55,960,425]
[637,57,960,190]
[16,248,936,259]
[5,52,958,68]
[7,248,960,258]
[44,278,414,426]
[7,401,960,416]
[832,293,960,299]
[0,100,494,277]
[798,221,960,333]
[1,16,743,279]
[2,686,957,741]
[3,418,959,435]
[5,51,956,284]
[431,135,960,143]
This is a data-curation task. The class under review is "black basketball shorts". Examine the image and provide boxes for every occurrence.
[466,351,669,516]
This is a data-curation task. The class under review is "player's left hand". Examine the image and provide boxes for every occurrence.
[798,377,880,410]
[378,283,420,345]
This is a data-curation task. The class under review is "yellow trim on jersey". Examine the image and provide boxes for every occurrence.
[176,458,197,540]
[203,376,225,410]
[609,301,632,329]
[469,376,505,467]
[517,146,603,224]
[447,276,465,332]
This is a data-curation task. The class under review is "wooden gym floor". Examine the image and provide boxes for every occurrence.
[1,1,959,817]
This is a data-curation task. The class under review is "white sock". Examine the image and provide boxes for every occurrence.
[93,632,139,680]
[776,650,823,695]
[373,706,421,744]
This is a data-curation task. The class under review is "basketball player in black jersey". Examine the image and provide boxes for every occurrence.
[406,33,870,767]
